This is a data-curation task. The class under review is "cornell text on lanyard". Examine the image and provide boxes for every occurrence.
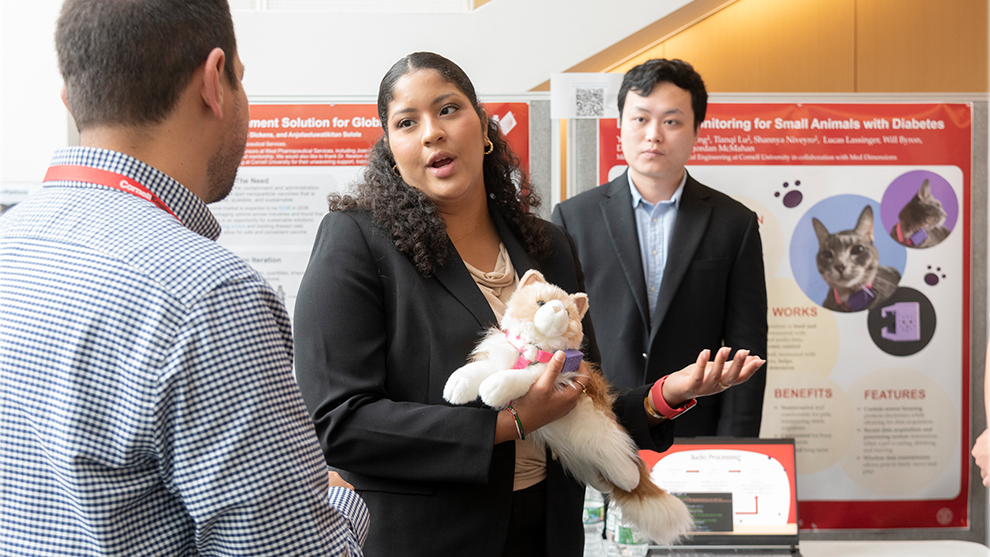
[43,165,180,222]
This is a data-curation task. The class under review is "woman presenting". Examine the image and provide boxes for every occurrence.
[294,52,764,557]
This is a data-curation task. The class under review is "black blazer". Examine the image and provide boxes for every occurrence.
[552,171,768,437]
[294,207,674,557]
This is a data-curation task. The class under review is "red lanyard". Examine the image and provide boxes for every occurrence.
[43,164,180,222]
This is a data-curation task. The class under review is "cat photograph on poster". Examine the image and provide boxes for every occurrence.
[888,179,949,248]
[813,205,901,312]
[790,195,907,314]
[880,171,959,250]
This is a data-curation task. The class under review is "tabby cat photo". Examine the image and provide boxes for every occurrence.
[813,205,901,312]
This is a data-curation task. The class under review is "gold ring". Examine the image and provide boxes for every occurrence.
[718,381,732,389]
[573,379,588,393]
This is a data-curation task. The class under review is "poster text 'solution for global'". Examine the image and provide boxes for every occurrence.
[601,104,971,530]
[214,103,531,321]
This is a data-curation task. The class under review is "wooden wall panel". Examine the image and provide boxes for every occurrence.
[612,44,665,75]
[661,0,856,92]
[857,0,988,92]
[602,0,987,93]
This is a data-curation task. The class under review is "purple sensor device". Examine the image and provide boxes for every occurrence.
[561,349,583,373]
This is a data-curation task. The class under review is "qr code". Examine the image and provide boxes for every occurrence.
[575,87,605,118]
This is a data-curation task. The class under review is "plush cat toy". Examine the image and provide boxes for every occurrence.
[443,270,693,545]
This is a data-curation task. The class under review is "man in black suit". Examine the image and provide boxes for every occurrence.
[552,59,767,437]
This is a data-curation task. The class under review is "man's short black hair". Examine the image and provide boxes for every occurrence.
[56,0,238,131]
[617,58,707,130]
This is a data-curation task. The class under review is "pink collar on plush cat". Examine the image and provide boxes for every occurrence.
[504,330,556,369]
[894,222,928,246]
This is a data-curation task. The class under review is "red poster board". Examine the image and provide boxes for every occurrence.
[600,103,972,530]
[244,102,530,171]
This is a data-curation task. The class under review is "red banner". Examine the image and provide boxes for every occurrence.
[600,103,970,180]
[244,102,530,172]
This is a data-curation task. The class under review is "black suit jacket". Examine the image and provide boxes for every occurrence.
[552,171,768,437]
[294,207,674,557]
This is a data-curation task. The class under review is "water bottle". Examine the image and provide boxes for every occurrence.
[604,500,649,557]
[582,486,606,557]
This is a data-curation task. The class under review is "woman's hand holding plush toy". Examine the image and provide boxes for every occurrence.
[493,353,592,445]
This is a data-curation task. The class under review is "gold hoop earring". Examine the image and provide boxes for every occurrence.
[484,139,494,155]
[392,164,401,177]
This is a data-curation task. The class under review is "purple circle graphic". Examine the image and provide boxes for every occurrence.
[783,191,803,208]
[924,273,939,286]
[880,170,959,238]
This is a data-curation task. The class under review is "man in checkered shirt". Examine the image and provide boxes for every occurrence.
[0,1,369,555]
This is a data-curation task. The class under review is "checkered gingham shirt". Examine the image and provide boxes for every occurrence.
[0,147,369,556]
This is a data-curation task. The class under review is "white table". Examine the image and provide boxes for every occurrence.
[801,540,989,556]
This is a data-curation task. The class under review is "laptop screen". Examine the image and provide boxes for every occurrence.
[641,437,800,547]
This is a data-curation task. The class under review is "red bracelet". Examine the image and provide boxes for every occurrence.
[649,375,697,420]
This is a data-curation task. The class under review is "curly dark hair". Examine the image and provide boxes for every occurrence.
[328,52,550,276]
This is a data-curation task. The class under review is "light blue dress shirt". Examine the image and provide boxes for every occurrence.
[629,170,688,319]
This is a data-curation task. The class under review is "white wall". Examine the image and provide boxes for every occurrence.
[0,0,69,185]
[233,0,691,97]
[0,0,690,185]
